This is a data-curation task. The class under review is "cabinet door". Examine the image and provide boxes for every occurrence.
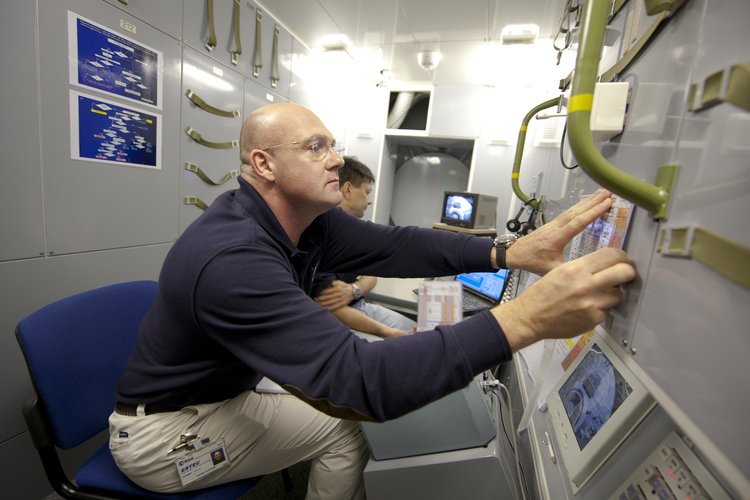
[184,0,253,72]
[289,39,313,107]
[0,0,44,261]
[180,47,246,233]
[103,0,183,40]
[246,1,292,98]
[39,0,181,255]
[244,76,287,115]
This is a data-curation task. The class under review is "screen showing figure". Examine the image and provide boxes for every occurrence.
[444,194,474,222]
[558,343,633,450]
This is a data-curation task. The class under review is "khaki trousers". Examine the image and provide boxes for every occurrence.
[109,391,369,499]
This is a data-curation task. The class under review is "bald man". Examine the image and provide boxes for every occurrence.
[110,103,635,498]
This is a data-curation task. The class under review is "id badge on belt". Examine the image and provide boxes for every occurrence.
[171,433,230,487]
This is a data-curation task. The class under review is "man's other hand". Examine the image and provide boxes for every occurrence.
[496,247,636,351]
[315,280,357,310]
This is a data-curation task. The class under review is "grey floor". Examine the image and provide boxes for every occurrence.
[42,460,310,499]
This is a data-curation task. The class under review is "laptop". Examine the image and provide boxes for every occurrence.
[455,268,509,314]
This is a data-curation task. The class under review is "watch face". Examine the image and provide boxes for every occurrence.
[497,234,517,247]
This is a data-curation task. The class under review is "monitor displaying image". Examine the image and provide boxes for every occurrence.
[557,343,633,450]
[443,193,474,224]
[439,192,497,229]
[547,332,655,491]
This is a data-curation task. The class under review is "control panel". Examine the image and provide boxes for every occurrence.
[610,432,729,500]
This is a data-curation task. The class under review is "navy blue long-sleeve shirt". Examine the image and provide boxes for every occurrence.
[117,177,512,421]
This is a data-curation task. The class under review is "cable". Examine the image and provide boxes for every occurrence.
[498,382,529,500]
[482,378,529,500]
[559,119,579,170]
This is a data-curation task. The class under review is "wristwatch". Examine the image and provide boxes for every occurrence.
[493,234,518,269]
[351,282,362,300]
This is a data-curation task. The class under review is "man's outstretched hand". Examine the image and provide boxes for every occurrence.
[506,189,613,276]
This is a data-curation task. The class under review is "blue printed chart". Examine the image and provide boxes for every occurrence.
[68,11,162,109]
[70,91,161,169]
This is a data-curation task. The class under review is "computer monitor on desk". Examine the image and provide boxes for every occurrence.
[440,192,497,229]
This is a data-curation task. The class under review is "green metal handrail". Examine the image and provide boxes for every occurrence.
[511,96,562,207]
[567,0,677,220]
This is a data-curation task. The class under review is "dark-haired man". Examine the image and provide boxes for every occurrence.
[313,156,415,339]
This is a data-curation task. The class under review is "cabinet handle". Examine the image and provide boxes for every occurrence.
[185,89,240,118]
[230,0,242,65]
[204,0,217,52]
[185,127,239,149]
[184,196,209,211]
[271,25,280,88]
[253,9,263,77]
[184,162,239,186]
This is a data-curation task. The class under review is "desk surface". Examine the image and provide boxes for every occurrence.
[368,277,422,315]
[431,223,497,236]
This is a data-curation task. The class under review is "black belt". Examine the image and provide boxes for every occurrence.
[115,401,181,416]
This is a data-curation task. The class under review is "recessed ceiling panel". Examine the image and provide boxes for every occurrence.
[258,0,568,85]
[398,0,489,42]
[489,0,564,40]
[321,0,402,47]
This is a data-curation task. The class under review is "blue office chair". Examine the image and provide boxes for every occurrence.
[15,280,272,499]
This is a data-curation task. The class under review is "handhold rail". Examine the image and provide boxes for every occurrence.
[511,96,562,207]
[567,0,676,220]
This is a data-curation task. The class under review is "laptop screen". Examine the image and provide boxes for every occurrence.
[455,268,509,302]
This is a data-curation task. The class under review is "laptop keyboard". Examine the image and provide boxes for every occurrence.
[463,293,491,312]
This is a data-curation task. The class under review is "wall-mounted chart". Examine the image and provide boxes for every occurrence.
[68,11,162,109]
[70,90,161,169]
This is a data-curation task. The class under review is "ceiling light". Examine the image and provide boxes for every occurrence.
[417,50,442,71]
[319,34,353,52]
[501,24,539,44]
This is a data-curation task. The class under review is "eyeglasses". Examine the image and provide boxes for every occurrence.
[261,136,344,162]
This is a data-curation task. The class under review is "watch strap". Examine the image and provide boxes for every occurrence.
[495,244,508,269]
[494,234,517,269]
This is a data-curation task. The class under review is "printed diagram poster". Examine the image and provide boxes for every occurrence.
[416,281,463,332]
[68,11,162,109]
[569,193,635,260]
[70,90,161,169]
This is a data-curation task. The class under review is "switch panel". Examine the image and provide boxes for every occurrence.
[610,432,730,500]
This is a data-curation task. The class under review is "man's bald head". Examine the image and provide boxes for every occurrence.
[239,103,319,165]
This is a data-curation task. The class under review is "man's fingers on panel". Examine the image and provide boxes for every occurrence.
[594,287,625,310]
[565,198,612,234]
[577,247,630,274]
[591,261,637,291]
[553,189,610,227]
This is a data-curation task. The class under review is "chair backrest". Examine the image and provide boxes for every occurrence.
[16,280,158,450]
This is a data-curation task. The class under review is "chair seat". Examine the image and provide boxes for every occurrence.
[76,443,261,499]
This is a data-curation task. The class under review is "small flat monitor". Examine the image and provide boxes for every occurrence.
[440,192,497,229]
[546,331,655,491]
[456,269,509,304]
